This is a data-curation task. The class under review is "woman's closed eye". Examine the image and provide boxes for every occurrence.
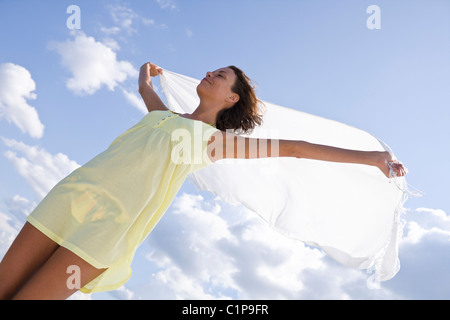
[215,71,227,79]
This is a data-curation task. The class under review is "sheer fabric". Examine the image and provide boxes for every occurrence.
[160,69,410,282]
[27,110,218,293]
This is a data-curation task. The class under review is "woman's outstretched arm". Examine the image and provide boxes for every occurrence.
[138,62,168,112]
[208,131,406,178]
[291,140,406,177]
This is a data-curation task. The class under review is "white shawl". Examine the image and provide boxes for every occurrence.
[160,69,411,282]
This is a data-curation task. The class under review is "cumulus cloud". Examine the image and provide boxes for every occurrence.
[142,193,240,299]
[99,3,169,41]
[49,31,137,95]
[0,195,37,257]
[120,88,147,114]
[109,4,139,35]
[0,138,79,259]
[112,193,449,300]
[2,137,80,199]
[0,211,19,255]
[0,63,45,139]
[400,207,450,245]
[0,188,448,299]
[380,207,450,299]
[156,0,178,10]
[107,286,135,300]
[137,192,394,300]
[101,37,121,51]
[185,29,194,38]
[4,195,35,226]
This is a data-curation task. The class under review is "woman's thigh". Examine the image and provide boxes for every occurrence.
[12,245,107,300]
[0,222,59,299]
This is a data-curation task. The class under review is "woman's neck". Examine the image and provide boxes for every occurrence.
[182,103,219,126]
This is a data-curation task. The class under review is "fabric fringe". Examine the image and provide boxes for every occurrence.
[370,161,422,283]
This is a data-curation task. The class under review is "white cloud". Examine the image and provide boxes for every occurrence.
[0,211,19,255]
[1,187,448,299]
[49,31,137,95]
[99,26,121,36]
[120,193,449,300]
[415,207,450,223]
[0,63,45,139]
[145,265,225,299]
[0,195,37,257]
[101,37,121,51]
[2,137,80,199]
[401,207,450,245]
[120,88,147,114]
[377,207,450,299]
[142,18,155,26]
[108,286,135,300]
[139,192,384,299]
[4,195,35,225]
[0,138,80,262]
[143,193,240,299]
[67,292,93,300]
[109,4,139,35]
[156,0,178,10]
[121,81,167,114]
[185,28,194,38]
[100,3,168,39]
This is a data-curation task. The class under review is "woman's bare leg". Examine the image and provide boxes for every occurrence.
[12,245,107,300]
[0,222,59,299]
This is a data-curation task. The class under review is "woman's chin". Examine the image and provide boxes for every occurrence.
[196,84,207,98]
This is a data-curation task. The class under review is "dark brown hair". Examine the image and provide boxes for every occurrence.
[215,66,264,134]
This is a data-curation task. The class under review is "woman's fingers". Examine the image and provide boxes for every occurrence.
[388,161,407,177]
[142,62,163,77]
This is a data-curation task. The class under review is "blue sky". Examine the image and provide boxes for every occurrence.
[0,0,449,300]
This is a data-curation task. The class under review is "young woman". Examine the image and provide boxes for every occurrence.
[0,63,406,300]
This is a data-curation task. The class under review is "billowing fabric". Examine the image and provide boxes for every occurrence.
[160,69,410,282]
[27,109,219,293]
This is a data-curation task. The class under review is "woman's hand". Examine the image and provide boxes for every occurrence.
[139,62,162,92]
[138,62,168,112]
[374,151,407,178]
[140,62,162,77]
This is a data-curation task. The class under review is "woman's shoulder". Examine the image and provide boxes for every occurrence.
[148,109,173,114]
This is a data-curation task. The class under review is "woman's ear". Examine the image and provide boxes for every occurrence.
[226,94,240,104]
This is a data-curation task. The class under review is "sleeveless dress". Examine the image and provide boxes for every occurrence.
[26,110,220,293]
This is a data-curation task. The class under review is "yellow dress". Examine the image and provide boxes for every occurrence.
[26,110,220,293]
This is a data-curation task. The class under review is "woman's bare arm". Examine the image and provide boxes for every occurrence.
[208,131,406,178]
[294,140,378,166]
[208,131,296,160]
[294,140,407,178]
[138,62,168,112]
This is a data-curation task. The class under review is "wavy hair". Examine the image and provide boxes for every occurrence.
[215,66,264,134]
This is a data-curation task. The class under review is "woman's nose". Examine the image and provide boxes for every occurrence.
[206,71,213,78]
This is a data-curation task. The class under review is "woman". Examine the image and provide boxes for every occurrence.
[0,63,406,299]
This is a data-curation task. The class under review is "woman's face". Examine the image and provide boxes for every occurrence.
[197,67,239,106]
